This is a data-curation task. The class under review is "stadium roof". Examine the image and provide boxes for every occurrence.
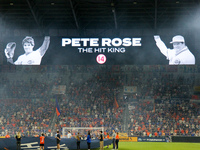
[0,0,199,31]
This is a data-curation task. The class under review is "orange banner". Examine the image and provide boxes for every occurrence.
[119,137,137,142]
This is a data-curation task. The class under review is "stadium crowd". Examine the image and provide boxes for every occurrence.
[0,65,199,138]
[0,98,54,137]
[128,99,200,137]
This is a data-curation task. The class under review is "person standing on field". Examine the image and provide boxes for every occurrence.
[99,131,104,150]
[106,133,109,148]
[55,130,61,150]
[40,133,45,150]
[87,131,91,150]
[76,132,81,150]
[112,130,116,150]
[115,132,119,150]
[16,132,22,150]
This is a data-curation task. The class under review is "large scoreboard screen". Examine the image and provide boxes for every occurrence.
[2,34,198,65]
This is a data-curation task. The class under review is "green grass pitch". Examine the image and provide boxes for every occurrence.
[93,142,200,150]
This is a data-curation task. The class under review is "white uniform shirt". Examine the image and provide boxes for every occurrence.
[67,133,72,138]
[167,47,195,65]
[155,39,195,65]
[14,50,42,65]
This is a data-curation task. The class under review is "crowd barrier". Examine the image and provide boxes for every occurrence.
[114,136,166,142]
[118,137,137,142]
[137,137,166,142]
[0,137,112,150]
[172,136,200,143]
[5,135,200,149]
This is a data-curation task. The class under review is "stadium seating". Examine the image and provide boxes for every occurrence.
[0,65,199,137]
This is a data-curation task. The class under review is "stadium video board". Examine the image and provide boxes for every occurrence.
[2,34,198,65]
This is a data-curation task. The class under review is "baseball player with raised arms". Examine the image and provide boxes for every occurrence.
[154,35,195,65]
[5,36,50,65]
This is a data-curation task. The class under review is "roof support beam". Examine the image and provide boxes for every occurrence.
[154,0,158,31]
[112,8,118,29]
[69,0,80,30]
[26,0,42,34]
[111,2,118,29]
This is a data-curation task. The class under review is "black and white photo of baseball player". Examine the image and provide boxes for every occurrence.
[154,35,195,65]
[4,36,50,65]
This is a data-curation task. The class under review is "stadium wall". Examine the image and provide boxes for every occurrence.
[172,136,200,143]
[0,137,112,150]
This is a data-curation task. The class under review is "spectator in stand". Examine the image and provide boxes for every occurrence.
[5,133,10,138]
[154,131,158,137]
[67,131,72,138]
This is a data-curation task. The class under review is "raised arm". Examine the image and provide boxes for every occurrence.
[154,35,168,57]
[39,36,50,57]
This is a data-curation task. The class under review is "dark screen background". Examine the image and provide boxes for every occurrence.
[2,34,198,65]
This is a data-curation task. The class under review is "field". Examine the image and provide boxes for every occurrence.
[93,142,200,150]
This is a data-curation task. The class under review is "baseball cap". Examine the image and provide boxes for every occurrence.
[170,35,185,43]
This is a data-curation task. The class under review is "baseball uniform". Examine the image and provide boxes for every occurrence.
[14,49,42,65]
[155,37,195,65]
